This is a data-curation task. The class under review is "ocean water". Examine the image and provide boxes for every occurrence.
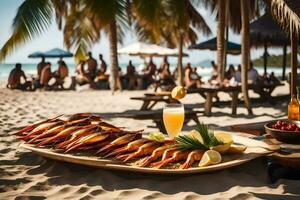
[0,62,288,81]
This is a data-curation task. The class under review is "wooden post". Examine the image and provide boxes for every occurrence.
[282,43,287,80]
[177,30,184,86]
[223,0,229,74]
[241,0,253,114]
[263,40,267,74]
[291,31,298,97]
[217,0,226,83]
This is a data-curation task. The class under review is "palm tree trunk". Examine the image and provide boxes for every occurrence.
[282,43,287,80]
[223,0,229,73]
[241,0,253,114]
[108,18,122,94]
[263,40,267,74]
[290,31,298,96]
[177,30,184,86]
[217,0,226,83]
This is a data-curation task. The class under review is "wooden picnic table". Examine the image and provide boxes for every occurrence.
[130,92,179,110]
[188,86,240,116]
[187,82,284,116]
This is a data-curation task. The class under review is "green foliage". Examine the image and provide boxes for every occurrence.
[0,0,53,62]
[175,122,222,151]
[252,52,300,68]
[175,135,208,150]
[0,0,212,62]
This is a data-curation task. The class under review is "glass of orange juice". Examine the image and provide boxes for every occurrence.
[163,103,185,139]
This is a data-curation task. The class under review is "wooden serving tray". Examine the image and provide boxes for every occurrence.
[20,134,277,174]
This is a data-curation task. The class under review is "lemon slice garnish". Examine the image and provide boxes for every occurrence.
[187,130,204,144]
[211,142,232,154]
[199,150,222,167]
[171,86,186,100]
[214,132,233,144]
[227,145,247,154]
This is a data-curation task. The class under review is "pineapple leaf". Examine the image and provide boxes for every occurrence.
[174,121,223,150]
[175,135,208,151]
[195,122,211,146]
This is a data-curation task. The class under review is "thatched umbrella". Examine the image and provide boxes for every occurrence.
[270,0,300,96]
[250,12,289,77]
[188,37,241,55]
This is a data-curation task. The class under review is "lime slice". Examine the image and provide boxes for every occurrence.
[171,86,186,100]
[227,145,247,154]
[149,131,165,142]
[187,130,203,144]
[198,150,222,167]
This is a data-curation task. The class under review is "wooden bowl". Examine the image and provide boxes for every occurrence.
[264,121,300,144]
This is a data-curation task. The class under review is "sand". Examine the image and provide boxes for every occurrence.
[1,81,300,200]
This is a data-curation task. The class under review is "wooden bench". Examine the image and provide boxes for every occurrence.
[109,109,201,134]
[130,93,179,110]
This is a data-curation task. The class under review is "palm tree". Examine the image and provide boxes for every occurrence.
[270,0,300,96]
[205,0,263,114]
[0,0,127,93]
[131,0,211,85]
[1,0,210,92]
[240,0,253,114]
[79,0,128,93]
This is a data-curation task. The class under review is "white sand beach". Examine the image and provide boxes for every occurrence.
[1,82,300,200]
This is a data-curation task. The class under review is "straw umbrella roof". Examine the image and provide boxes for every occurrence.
[249,12,288,47]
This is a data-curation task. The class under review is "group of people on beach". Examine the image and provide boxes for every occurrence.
[6,52,279,91]
[6,57,70,91]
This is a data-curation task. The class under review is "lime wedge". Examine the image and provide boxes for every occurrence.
[149,131,165,142]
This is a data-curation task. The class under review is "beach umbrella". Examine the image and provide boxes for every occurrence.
[43,48,73,58]
[118,42,188,57]
[250,12,289,76]
[188,37,241,55]
[28,51,45,58]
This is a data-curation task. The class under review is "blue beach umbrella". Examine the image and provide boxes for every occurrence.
[43,48,73,58]
[188,37,241,55]
[28,51,45,58]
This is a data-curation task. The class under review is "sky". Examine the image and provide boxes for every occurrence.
[0,0,286,65]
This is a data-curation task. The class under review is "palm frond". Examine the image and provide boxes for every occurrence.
[270,0,300,35]
[131,0,165,42]
[63,5,100,62]
[187,0,211,36]
[51,0,68,30]
[0,0,53,62]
